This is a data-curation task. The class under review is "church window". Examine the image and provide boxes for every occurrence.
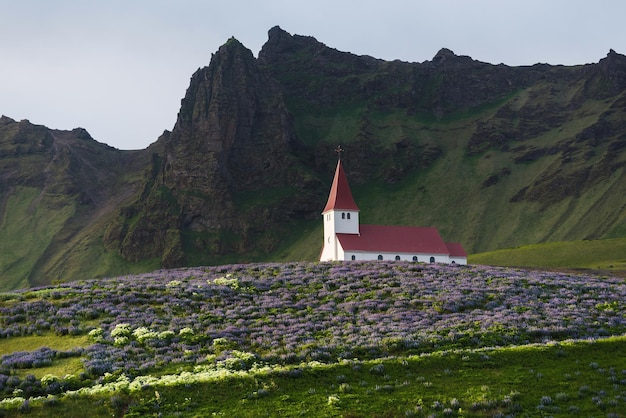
[429,256,435,263]
[377,255,383,260]
[347,213,351,219]
[342,213,346,219]
[412,256,418,262]
[351,255,356,260]
[327,237,330,244]
[395,255,400,261]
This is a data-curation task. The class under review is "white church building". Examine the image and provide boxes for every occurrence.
[320,159,467,264]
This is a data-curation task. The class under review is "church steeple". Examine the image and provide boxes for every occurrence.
[319,148,467,264]
[322,159,359,213]
[320,158,360,261]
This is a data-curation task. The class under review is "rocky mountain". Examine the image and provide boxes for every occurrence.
[1,26,625,288]
[102,37,322,268]
[0,115,148,289]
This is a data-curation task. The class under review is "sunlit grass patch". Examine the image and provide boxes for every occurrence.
[0,334,89,381]
[18,357,84,380]
[77,337,625,418]
[0,334,89,356]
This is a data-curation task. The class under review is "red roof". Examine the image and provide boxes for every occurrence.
[445,242,467,258]
[322,160,359,213]
[337,224,452,255]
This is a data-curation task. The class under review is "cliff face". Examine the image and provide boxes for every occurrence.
[2,27,626,288]
[103,38,322,267]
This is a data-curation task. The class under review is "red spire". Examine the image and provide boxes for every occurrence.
[322,160,359,213]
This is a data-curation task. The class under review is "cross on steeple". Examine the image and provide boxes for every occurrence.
[334,145,344,160]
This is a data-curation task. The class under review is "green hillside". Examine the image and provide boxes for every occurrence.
[0,187,160,288]
[470,237,626,276]
[284,85,626,256]
[0,187,76,290]
[1,31,626,289]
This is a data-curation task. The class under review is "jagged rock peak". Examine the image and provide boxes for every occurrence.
[71,127,93,141]
[212,36,256,63]
[434,48,457,60]
[258,25,326,64]
[607,49,619,57]
[267,25,293,44]
[222,36,246,50]
[596,48,626,94]
[600,48,625,64]
[432,47,477,64]
[0,115,16,125]
[265,25,322,46]
[175,33,262,130]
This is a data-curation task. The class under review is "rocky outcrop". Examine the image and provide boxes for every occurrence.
[259,27,549,117]
[0,116,138,204]
[585,49,626,97]
[104,37,322,267]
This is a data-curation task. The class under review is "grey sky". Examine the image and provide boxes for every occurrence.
[1,0,623,150]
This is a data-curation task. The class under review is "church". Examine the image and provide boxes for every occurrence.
[320,159,467,264]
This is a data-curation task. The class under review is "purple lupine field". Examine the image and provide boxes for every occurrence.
[2,261,624,386]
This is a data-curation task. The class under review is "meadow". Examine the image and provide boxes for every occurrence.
[469,238,626,277]
[0,261,625,416]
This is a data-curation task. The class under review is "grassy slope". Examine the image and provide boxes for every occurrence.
[29,148,159,285]
[470,237,626,275]
[368,94,624,253]
[277,82,626,264]
[121,337,626,418]
[0,187,159,290]
[35,208,161,283]
[7,336,626,417]
[0,187,76,291]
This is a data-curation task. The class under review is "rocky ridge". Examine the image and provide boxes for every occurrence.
[1,26,625,287]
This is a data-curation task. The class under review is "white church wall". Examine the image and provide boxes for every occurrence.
[323,212,334,239]
[449,256,468,265]
[320,244,333,261]
[333,211,359,234]
[336,245,346,261]
[340,249,454,264]
[321,234,339,261]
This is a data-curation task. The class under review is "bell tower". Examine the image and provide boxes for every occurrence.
[320,150,359,261]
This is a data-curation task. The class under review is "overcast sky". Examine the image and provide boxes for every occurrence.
[1,1,624,150]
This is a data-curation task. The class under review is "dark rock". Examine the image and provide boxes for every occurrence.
[105,34,317,266]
